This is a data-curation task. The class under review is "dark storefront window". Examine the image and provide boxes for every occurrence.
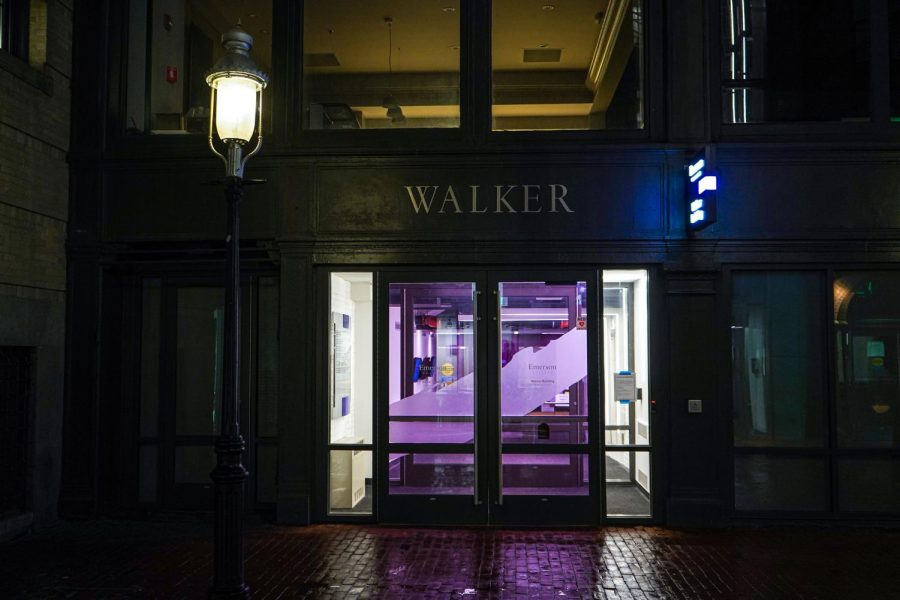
[734,455,829,512]
[721,0,870,124]
[731,272,829,513]
[834,272,900,448]
[732,270,900,516]
[837,458,900,513]
[890,8,900,126]
[303,1,460,130]
[492,0,644,131]
[138,277,279,509]
[732,272,826,448]
[125,0,272,134]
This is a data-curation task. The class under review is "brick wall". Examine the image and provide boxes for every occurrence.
[0,0,72,534]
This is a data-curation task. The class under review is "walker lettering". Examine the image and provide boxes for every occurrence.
[404,184,574,215]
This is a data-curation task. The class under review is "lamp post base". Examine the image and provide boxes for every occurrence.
[210,435,249,599]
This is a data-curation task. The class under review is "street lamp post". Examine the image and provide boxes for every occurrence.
[206,25,267,599]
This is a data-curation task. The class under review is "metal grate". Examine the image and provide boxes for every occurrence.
[0,346,32,515]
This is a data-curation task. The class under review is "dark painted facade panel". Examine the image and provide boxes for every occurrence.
[103,165,281,242]
[714,157,900,238]
[664,276,723,526]
[315,161,666,240]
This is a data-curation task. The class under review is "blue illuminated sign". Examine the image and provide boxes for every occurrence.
[686,147,716,231]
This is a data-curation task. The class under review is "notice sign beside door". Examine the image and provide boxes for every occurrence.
[614,372,636,404]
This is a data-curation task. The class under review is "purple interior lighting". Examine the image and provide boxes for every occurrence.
[388,281,589,496]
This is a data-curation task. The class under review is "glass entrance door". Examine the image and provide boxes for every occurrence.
[378,271,600,525]
[380,275,487,524]
[489,275,597,525]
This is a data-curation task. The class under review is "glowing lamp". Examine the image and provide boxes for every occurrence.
[206,26,268,177]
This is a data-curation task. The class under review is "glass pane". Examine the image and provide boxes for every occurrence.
[499,281,588,444]
[176,287,223,436]
[126,0,273,134]
[0,0,5,51]
[492,0,644,131]
[732,273,826,447]
[257,277,279,438]
[256,444,277,504]
[603,270,650,446]
[174,446,216,484]
[388,283,475,444]
[330,273,374,444]
[303,1,460,129]
[838,458,900,513]
[388,453,474,495]
[329,449,373,513]
[734,455,829,512]
[605,450,650,516]
[138,445,157,503]
[140,279,160,438]
[721,0,870,123]
[502,453,589,496]
[891,5,900,119]
[835,273,900,448]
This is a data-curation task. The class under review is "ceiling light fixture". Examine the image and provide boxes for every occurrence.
[442,6,456,13]
[381,17,406,124]
[542,4,556,11]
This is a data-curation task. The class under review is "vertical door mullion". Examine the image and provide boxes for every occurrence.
[487,277,501,511]
[158,280,177,508]
[595,269,606,523]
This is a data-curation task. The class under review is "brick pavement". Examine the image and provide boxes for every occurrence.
[1,519,899,599]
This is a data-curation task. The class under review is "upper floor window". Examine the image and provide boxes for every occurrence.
[1,0,29,60]
[721,0,870,124]
[125,0,272,135]
[889,4,900,119]
[492,0,644,131]
[302,1,460,130]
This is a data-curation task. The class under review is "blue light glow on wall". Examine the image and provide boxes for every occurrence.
[686,148,717,231]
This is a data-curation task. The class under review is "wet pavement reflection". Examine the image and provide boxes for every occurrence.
[2,520,900,598]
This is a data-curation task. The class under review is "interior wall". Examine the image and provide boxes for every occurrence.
[148,0,185,126]
[330,274,374,453]
[126,0,147,131]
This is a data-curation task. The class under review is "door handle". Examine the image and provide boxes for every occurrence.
[494,288,503,506]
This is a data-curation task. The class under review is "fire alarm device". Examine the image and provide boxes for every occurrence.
[163,14,173,31]
[166,66,178,83]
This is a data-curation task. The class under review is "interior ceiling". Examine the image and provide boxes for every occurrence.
[189,1,623,121]
[492,0,607,70]
[304,0,461,73]
[304,0,608,73]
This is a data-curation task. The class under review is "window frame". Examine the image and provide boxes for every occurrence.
[107,0,665,154]
[485,0,661,145]
[1,0,29,60]
[724,264,900,520]
[711,0,900,141]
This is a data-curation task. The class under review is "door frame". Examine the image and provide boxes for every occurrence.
[484,269,602,526]
[375,268,602,526]
[376,270,489,525]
